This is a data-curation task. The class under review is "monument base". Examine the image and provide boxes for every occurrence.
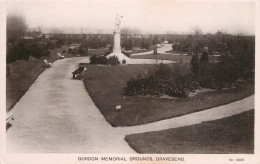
[107,52,130,63]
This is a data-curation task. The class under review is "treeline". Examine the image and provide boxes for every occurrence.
[7,14,254,65]
[124,33,255,98]
[170,33,255,76]
[169,32,254,54]
[7,14,65,63]
[7,38,68,63]
[75,34,162,56]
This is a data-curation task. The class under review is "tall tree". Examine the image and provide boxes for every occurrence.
[7,14,27,43]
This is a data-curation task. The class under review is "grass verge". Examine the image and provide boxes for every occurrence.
[83,64,254,127]
[6,45,70,112]
[125,110,254,154]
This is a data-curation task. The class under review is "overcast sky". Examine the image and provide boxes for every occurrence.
[7,0,255,34]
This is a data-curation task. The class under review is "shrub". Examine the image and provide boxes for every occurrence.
[125,55,247,98]
[78,44,89,56]
[196,55,241,89]
[107,56,120,65]
[125,64,200,98]
[67,48,72,54]
[7,41,50,63]
[122,59,126,64]
[89,55,108,65]
[89,55,120,65]
[67,48,78,55]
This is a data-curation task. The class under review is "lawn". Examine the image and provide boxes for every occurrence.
[6,45,71,112]
[87,47,153,56]
[83,64,254,127]
[125,110,254,154]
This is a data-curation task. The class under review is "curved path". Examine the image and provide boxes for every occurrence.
[131,44,173,56]
[118,95,254,135]
[7,57,254,153]
[7,57,135,153]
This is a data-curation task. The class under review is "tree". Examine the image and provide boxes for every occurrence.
[153,35,160,45]
[122,39,133,50]
[7,14,27,43]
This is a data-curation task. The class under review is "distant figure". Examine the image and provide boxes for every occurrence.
[190,52,199,74]
[43,60,52,68]
[200,47,209,63]
[153,47,157,54]
[57,53,65,59]
[72,64,86,80]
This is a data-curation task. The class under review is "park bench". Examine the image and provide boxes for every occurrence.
[72,64,86,80]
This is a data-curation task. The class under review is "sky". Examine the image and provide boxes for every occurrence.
[7,0,255,35]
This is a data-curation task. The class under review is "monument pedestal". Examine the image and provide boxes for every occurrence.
[107,52,130,62]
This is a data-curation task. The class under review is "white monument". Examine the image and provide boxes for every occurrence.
[107,15,130,63]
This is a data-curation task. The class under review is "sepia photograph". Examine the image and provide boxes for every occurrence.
[1,0,259,163]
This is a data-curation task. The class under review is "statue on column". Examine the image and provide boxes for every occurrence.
[107,14,130,63]
[115,15,121,32]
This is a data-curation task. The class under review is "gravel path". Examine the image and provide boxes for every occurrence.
[131,43,174,56]
[7,56,254,153]
[118,95,254,135]
[6,57,135,153]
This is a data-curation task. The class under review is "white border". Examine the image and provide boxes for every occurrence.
[0,0,259,163]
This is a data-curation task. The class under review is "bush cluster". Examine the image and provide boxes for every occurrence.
[125,52,253,98]
[124,34,254,98]
[89,55,120,65]
[125,64,200,98]
[78,45,88,56]
[197,56,240,89]
[6,37,69,63]
[7,41,50,63]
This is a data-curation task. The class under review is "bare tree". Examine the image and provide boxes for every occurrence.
[50,27,64,34]
[7,14,28,43]
[192,26,203,36]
